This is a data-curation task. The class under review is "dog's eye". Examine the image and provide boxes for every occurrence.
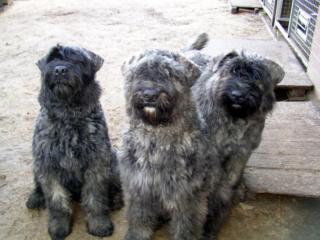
[46,47,63,63]
[232,66,241,75]
[252,69,262,81]
[232,68,237,74]
[47,53,63,63]
[73,60,86,66]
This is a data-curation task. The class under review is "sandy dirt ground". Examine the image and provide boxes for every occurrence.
[4,0,315,239]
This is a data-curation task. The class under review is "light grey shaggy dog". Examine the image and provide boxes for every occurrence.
[186,33,285,239]
[119,48,221,240]
[26,45,123,240]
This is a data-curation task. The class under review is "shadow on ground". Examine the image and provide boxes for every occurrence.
[219,194,320,240]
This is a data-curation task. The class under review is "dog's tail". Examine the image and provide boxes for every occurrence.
[184,33,209,51]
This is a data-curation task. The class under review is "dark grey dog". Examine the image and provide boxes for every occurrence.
[188,36,285,239]
[26,45,123,240]
[119,49,221,240]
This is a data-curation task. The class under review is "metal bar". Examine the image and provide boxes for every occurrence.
[275,20,290,36]
[288,0,296,36]
[275,0,284,20]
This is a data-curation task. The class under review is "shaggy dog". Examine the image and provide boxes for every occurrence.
[187,35,285,239]
[26,45,123,240]
[119,49,221,240]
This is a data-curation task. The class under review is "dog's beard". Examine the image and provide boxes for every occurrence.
[46,73,82,101]
[219,86,262,119]
[136,105,174,126]
[132,94,175,126]
[143,106,157,122]
[52,83,74,100]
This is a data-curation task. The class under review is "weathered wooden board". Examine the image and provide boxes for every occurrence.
[3,0,12,4]
[229,0,262,13]
[230,0,262,8]
[204,39,313,89]
[245,169,320,197]
[245,102,320,197]
[0,0,12,7]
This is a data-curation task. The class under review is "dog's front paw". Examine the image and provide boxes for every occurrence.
[125,231,144,240]
[26,189,45,209]
[232,180,248,205]
[87,215,114,237]
[48,216,71,240]
[124,229,153,240]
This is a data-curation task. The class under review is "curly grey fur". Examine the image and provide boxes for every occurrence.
[184,32,209,52]
[189,45,284,239]
[119,49,221,240]
[183,33,211,71]
[26,45,123,240]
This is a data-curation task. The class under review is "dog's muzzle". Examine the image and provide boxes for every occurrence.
[54,65,68,76]
[134,89,174,125]
[141,89,159,119]
[228,90,246,109]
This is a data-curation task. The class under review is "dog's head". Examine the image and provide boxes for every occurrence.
[37,44,104,102]
[214,51,284,119]
[122,50,200,126]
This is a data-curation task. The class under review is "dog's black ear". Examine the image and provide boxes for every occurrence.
[36,56,46,72]
[176,55,201,87]
[121,53,146,76]
[86,50,104,72]
[36,45,61,71]
[121,56,135,76]
[263,59,285,86]
[218,51,239,68]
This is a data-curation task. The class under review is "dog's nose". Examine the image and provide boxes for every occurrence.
[143,89,158,100]
[231,90,243,99]
[54,66,67,75]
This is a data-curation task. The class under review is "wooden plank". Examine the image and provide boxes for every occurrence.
[203,39,313,89]
[3,0,12,4]
[230,0,262,8]
[0,0,12,7]
[244,168,320,197]
[244,102,320,197]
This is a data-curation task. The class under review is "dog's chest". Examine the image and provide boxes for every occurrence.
[33,116,96,175]
[215,120,263,158]
[215,121,247,155]
[135,130,196,165]
[131,132,196,206]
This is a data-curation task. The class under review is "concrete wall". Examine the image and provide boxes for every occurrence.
[307,8,320,99]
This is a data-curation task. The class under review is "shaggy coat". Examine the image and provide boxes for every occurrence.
[188,39,285,239]
[26,45,123,240]
[120,49,221,240]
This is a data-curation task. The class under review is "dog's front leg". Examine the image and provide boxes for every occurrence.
[26,178,46,209]
[224,151,251,188]
[124,198,158,240]
[202,185,233,240]
[81,167,114,237]
[170,194,207,240]
[41,178,72,240]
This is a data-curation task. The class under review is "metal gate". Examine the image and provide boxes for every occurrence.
[262,0,277,18]
[288,0,319,59]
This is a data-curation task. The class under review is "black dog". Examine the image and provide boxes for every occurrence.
[190,47,284,239]
[26,45,123,240]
